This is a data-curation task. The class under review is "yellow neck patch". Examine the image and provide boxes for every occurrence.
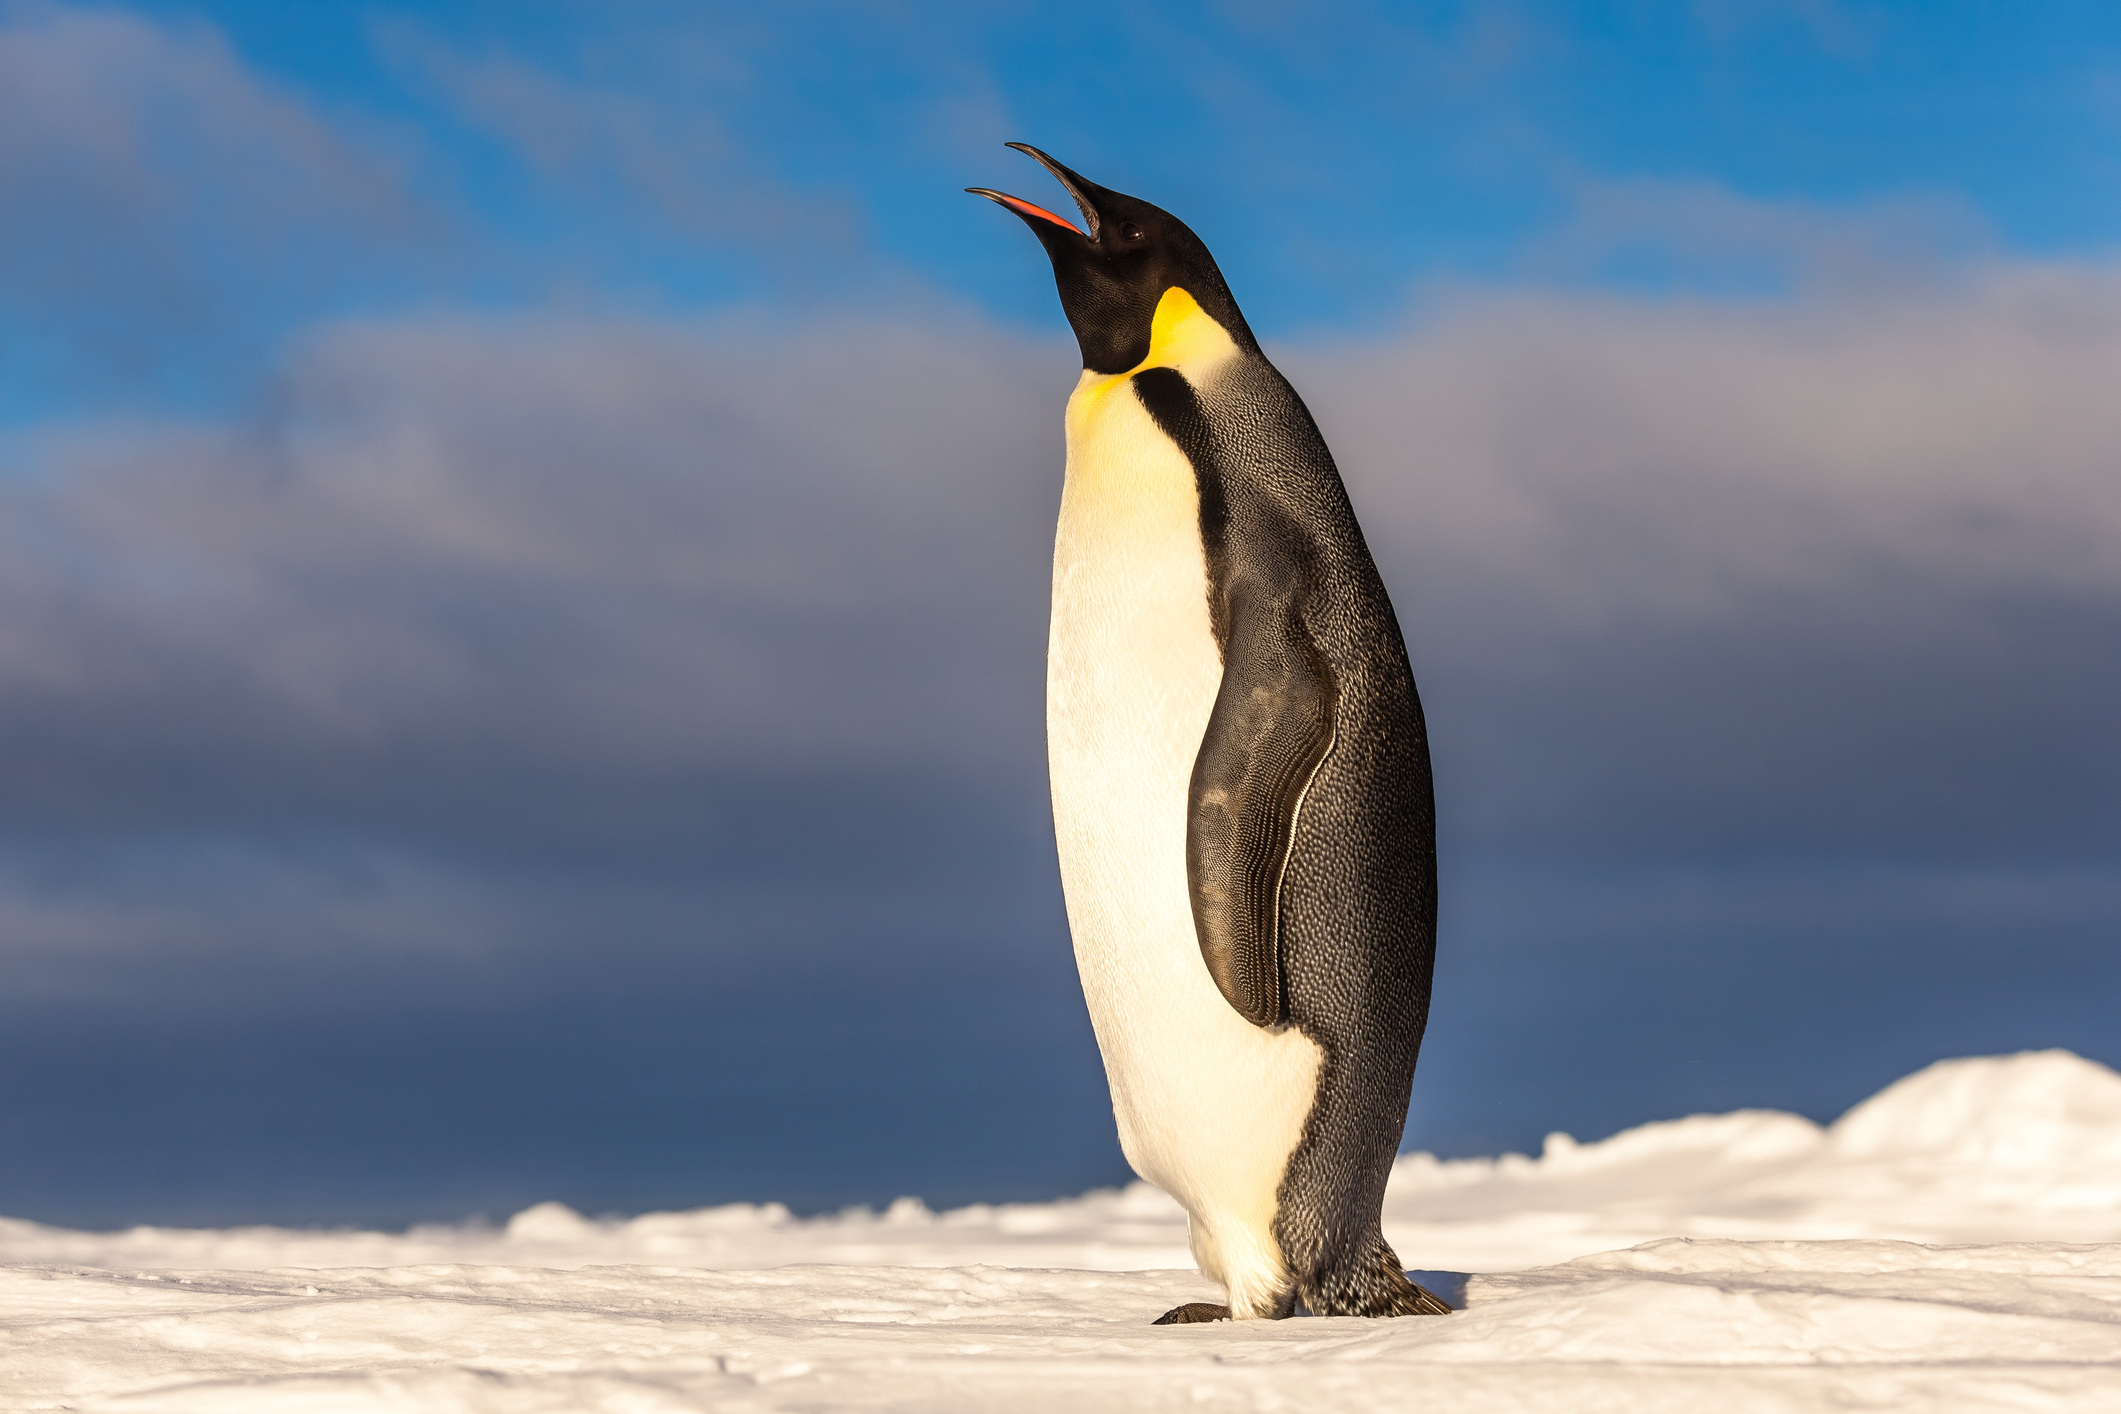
[1139,286,1236,371]
[1071,286,1240,420]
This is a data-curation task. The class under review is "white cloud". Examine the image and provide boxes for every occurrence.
[1301,264,2121,629]
[1288,266,2121,853]
[1521,174,1991,295]
[1693,0,1882,58]
[8,262,2120,806]
[1,312,1067,776]
[382,24,859,261]
[0,2,425,394]
[2,260,2118,991]
[0,3,401,230]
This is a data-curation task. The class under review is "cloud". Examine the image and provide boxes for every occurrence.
[1315,267,2121,618]
[1524,175,1992,295]
[1298,264,2121,856]
[380,22,863,272]
[0,3,424,405]
[1,259,2116,1021]
[2,312,1062,784]
[1694,0,1882,58]
[0,309,1073,1003]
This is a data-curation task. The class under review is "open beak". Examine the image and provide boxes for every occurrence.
[966,142,1103,241]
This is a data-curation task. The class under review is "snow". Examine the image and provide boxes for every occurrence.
[6,1050,2120,1411]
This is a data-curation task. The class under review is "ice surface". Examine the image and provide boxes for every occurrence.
[5,1050,2119,1411]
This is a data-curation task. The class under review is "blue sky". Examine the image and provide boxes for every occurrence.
[2,0,2119,1227]
[18,1,2121,416]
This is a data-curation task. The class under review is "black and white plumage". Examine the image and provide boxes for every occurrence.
[971,146,1446,1323]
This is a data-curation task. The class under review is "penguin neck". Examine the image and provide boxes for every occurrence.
[1066,285,1242,432]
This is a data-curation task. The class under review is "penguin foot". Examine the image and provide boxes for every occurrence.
[1295,1247,1463,1316]
[1152,1302,1232,1325]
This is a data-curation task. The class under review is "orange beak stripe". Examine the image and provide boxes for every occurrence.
[991,193,1083,235]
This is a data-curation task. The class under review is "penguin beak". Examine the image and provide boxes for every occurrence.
[966,142,1103,242]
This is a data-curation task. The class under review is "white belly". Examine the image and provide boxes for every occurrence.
[1047,366,1322,1317]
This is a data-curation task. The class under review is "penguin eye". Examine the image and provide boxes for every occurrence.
[1117,222,1144,243]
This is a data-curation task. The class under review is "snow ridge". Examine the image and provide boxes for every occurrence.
[4,1050,2119,1413]
[8,1049,2114,1275]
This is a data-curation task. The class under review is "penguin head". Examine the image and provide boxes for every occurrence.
[969,144,1258,375]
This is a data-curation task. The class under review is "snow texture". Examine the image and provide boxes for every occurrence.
[5,1050,2119,1411]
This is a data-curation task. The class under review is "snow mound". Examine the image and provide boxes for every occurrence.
[5,1051,2121,1412]
[4,1050,2117,1278]
[1829,1049,2121,1165]
[1377,1048,2121,1270]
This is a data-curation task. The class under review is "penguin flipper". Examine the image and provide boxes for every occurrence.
[1185,586,1337,1029]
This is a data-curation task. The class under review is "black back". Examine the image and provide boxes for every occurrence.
[1135,358,1439,1319]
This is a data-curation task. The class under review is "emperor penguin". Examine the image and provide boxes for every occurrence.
[970,145,1448,1323]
